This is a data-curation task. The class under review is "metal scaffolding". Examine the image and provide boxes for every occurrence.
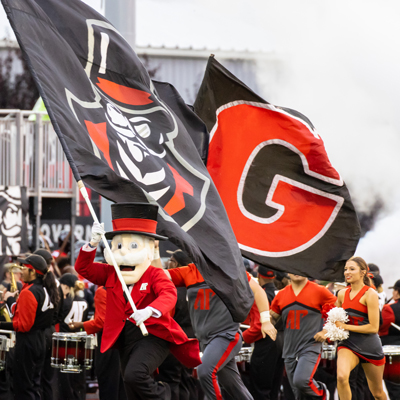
[0,109,77,252]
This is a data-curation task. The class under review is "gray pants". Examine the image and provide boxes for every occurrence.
[284,343,326,400]
[197,332,253,400]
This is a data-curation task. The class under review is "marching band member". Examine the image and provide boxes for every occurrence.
[270,273,336,400]
[242,266,282,400]
[0,254,59,400]
[57,273,89,400]
[335,257,386,400]
[156,249,198,400]
[33,248,61,400]
[379,278,400,399]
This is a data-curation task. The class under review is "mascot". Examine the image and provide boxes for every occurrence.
[75,202,201,399]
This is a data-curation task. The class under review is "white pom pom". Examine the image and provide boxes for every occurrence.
[327,307,349,323]
[323,307,349,341]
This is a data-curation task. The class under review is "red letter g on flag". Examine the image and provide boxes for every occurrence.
[208,101,344,257]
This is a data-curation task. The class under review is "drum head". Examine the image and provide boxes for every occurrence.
[383,345,400,355]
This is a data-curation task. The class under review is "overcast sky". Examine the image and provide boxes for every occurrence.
[1,0,400,292]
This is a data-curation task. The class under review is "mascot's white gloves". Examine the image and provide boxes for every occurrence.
[91,222,105,244]
[131,307,153,326]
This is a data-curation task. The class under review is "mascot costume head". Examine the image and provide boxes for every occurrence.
[104,203,167,285]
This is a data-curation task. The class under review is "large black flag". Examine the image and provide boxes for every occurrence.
[1,1,253,321]
[194,56,361,281]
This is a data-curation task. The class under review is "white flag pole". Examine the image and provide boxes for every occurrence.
[77,180,148,336]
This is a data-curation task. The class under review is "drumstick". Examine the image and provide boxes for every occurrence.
[78,181,148,336]
[240,324,250,329]
[390,322,400,332]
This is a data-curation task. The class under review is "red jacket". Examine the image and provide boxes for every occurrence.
[75,248,201,368]
[242,271,262,343]
[242,301,263,344]
[83,286,106,335]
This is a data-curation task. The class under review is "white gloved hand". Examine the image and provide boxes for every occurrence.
[91,222,105,243]
[131,307,153,326]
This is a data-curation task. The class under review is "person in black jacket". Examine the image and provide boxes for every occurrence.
[156,249,199,400]
[33,248,62,400]
[242,265,283,400]
[57,273,89,400]
[0,254,59,400]
[379,278,400,400]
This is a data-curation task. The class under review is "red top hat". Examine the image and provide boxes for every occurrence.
[105,203,168,241]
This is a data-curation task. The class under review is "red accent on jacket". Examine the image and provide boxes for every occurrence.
[242,271,263,343]
[13,283,37,332]
[379,302,396,337]
[83,286,106,335]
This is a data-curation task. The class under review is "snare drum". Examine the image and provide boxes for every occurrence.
[383,345,400,383]
[0,330,15,372]
[51,332,95,373]
[0,335,11,371]
[321,344,336,360]
[235,347,253,363]
[235,347,253,372]
[320,343,337,374]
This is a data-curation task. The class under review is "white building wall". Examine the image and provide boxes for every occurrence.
[138,51,260,104]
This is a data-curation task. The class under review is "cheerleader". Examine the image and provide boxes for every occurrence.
[335,257,386,400]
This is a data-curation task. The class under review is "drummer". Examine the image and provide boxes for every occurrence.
[0,254,59,399]
[379,278,400,399]
[57,273,89,400]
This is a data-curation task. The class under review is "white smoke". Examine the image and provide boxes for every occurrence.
[251,1,400,294]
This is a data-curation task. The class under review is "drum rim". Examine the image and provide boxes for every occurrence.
[383,345,400,355]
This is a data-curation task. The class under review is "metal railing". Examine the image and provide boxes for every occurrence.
[0,110,73,197]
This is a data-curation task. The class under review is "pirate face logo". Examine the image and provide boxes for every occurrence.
[102,100,169,193]
[0,187,23,256]
[65,19,209,231]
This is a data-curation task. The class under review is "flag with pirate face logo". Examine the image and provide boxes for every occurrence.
[1,0,253,320]
[0,187,29,270]
[194,56,361,281]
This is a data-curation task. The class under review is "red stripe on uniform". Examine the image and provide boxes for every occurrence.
[337,346,386,366]
[211,332,240,400]
[308,353,325,398]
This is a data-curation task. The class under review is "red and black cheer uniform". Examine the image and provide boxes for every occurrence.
[169,263,252,400]
[4,278,55,400]
[271,280,336,400]
[338,285,385,365]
